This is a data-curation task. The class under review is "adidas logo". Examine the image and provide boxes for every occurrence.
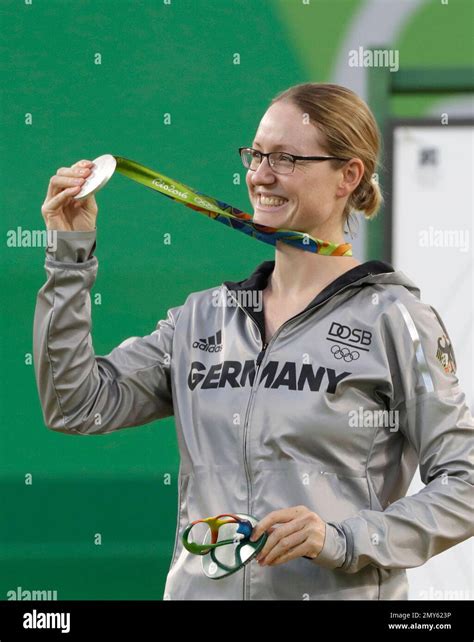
[192,330,223,353]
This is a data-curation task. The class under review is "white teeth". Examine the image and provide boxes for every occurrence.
[258,195,288,206]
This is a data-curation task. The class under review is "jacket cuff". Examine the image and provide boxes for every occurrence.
[46,229,97,263]
[308,522,347,569]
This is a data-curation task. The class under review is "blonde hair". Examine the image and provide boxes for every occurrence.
[270,82,384,235]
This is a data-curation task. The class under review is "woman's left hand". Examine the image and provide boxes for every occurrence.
[249,505,326,566]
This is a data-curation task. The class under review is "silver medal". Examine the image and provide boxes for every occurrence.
[73,154,117,200]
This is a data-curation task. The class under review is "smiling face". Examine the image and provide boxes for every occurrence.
[246,100,355,240]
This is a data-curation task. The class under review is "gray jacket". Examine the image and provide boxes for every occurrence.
[33,230,474,600]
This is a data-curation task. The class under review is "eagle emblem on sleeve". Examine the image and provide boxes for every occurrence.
[436,334,457,374]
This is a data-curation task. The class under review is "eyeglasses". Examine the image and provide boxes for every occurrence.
[239,147,350,175]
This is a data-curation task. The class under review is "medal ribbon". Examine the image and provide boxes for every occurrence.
[113,156,352,256]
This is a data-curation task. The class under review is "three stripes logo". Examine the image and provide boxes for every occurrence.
[193,330,223,353]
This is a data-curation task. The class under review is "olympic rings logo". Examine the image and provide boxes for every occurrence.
[331,344,360,362]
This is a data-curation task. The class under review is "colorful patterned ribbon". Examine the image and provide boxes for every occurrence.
[113,156,353,256]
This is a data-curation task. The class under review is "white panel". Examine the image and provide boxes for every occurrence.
[392,123,474,600]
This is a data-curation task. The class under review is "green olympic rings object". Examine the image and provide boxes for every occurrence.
[182,513,268,579]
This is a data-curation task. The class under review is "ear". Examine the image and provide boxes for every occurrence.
[336,159,364,198]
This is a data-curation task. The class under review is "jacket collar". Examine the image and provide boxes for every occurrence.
[224,259,394,299]
[223,259,395,343]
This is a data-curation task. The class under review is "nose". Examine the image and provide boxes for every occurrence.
[249,156,277,186]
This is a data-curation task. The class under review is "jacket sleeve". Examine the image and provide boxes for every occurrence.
[33,230,182,435]
[314,295,474,572]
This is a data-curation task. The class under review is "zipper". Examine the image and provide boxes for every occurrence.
[255,342,268,368]
[242,339,268,501]
[224,273,372,599]
[237,325,266,600]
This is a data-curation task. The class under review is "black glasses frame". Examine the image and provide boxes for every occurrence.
[238,147,350,174]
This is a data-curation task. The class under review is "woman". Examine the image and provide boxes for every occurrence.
[34,83,473,600]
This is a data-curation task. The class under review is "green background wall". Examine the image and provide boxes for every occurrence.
[1,0,472,599]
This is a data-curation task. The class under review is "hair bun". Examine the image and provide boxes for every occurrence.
[353,176,383,219]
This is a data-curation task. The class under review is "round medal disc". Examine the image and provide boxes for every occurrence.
[73,154,117,200]
[201,513,267,580]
